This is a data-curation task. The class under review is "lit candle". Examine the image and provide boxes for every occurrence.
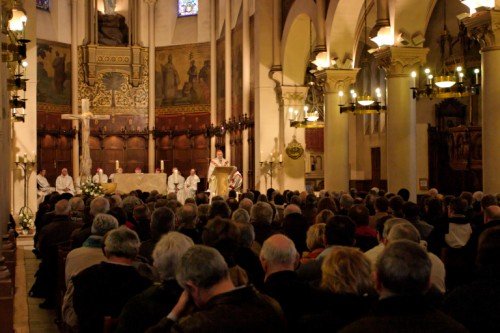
[82,98,90,113]
[160,160,164,171]
[279,154,283,163]
[411,71,417,87]
[23,153,27,163]
[115,160,119,170]
[459,72,464,83]
[338,91,344,105]
[15,154,19,163]
[474,68,480,85]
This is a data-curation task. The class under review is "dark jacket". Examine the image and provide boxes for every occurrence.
[283,213,309,255]
[443,266,500,333]
[72,261,152,333]
[253,220,277,246]
[234,246,265,289]
[116,279,183,333]
[147,286,286,333]
[38,215,80,261]
[340,295,468,333]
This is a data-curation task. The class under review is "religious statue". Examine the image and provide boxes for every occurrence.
[61,99,110,181]
[103,0,117,15]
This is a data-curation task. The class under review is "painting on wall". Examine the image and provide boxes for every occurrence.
[155,42,210,113]
[37,40,71,107]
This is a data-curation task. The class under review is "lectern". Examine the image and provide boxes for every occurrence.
[209,166,236,197]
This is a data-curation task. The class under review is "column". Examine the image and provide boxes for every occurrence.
[272,0,282,67]
[224,0,232,162]
[315,0,326,52]
[463,9,500,194]
[210,0,217,157]
[374,47,428,202]
[71,0,79,178]
[318,69,359,192]
[242,0,250,191]
[146,0,157,173]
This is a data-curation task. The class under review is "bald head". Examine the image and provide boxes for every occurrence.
[284,204,301,217]
[485,205,500,223]
[260,234,298,277]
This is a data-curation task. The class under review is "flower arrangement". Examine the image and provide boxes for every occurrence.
[81,180,104,197]
[18,207,34,231]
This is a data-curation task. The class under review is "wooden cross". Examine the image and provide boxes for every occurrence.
[61,99,110,179]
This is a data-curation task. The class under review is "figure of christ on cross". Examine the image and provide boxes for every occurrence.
[61,99,110,181]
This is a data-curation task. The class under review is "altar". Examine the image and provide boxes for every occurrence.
[113,173,167,194]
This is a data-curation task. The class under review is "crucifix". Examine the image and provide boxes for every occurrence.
[61,99,110,180]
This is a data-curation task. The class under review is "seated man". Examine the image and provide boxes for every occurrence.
[92,168,109,184]
[341,241,467,333]
[37,169,55,204]
[229,169,243,194]
[148,245,285,332]
[109,167,123,182]
[184,168,200,200]
[167,168,185,201]
[72,227,152,333]
[56,168,75,195]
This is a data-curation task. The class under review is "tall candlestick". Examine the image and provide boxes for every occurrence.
[23,153,27,163]
[115,160,119,170]
[279,154,283,163]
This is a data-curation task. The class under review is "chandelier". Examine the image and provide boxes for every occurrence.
[288,80,325,128]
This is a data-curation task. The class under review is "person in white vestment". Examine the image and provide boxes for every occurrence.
[229,169,243,194]
[55,168,75,195]
[92,168,109,184]
[184,168,200,200]
[134,167,143,174]
[207,150,229,194]
[167,168,185,202]
[37,169,55,203]
[109,167,123,182]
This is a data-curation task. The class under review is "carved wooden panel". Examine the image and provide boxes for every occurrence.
[305,128,324,152]
[38,135,73,184]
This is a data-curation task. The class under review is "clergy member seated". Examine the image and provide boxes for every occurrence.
[72,227,152,333]
[184,168,200,200]
[229,169,243,194]
[109,167,123,182]
[92,168,109,184]
[37,169,55,204]
[56,168,75,195]
[147,245,285,333]
[134,167,143,174]
[167,168,185,199]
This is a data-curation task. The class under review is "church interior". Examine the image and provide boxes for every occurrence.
[1,0,500,332]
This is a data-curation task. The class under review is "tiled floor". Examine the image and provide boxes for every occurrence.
[14,236,59,333]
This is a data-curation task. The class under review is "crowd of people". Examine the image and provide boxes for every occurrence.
[28,186,500,332]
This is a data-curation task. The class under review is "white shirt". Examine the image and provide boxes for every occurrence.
[185,175,200,196]
[167,173,185,194]
[37,174,51,192]
[207,157,229,180]
[56,175,75,195]
[92,173,109,184]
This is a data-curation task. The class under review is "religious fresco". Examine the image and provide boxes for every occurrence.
[37,40,72,107]
[155,42,210,113]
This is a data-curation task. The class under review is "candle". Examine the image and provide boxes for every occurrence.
[82,98,90,112]
[23,153,27,163]
[279,154,283,163]
[411,71,417,87]
[474,68,480,85]
[115,160,119,170]
[160,160,164,171]
[15,154,19,163]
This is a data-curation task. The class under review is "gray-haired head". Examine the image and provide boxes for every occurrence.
[122,196,143,215]
[232,208,250,224]
[250,201,273,224]
[69,197,85,212]
[238,198,253,214]
[90,196,110,216]
[387,221,421,244]
[55,199,71,215]
[152,232,194,280]
[260,234,298,267]
[235,221,255,248]
[376,240,431,296]
[340,194,354,210]
[382,218,410,240]
[104,226,140,259]
[111,194,123,208]
[91,213,119,236]
[284,204,301,217]
[176,245,229,289]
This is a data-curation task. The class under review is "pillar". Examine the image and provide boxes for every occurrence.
[315,0,326,52]
[146,0,157,173]
[374,47,428,202]
[224,0,232,162]
[463,9,500,194]
[242,0,250,191]
[318,69,359,192]
[71,0,79,178]
[210,0,217,157]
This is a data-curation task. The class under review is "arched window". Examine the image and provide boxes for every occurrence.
[178,0,199,17]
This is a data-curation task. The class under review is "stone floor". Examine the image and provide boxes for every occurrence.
[14,236,59,333]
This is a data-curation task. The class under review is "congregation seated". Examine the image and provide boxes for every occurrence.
[282,204,309,254]
[348,204,378,252]
[72,227,152,333]
[116,232,194,333]
[300,223,325,264]
[176,203,202,244]
[147,245,286,333]
[138,206,175,263]
[70,196,110,249]
[251,202,276,246]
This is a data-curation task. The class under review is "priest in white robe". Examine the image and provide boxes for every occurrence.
[55,168,75,195]
[167,168,185,201]
[92,168,109,184]
[229,169,243,194]
[109,167,123,182]
[207,150,229,193]
[184,168,200,200]
[37,169,55,203]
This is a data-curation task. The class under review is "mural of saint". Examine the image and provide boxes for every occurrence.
[52,51,67,94]
[188,60,198,83]
[162,54,180,105]
[198,60,210,85]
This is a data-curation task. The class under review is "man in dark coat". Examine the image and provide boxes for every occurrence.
[147,245,285,333]
[341,241,467,333]
[72,227,152,333]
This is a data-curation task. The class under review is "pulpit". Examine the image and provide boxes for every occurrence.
[209,166,236,197]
